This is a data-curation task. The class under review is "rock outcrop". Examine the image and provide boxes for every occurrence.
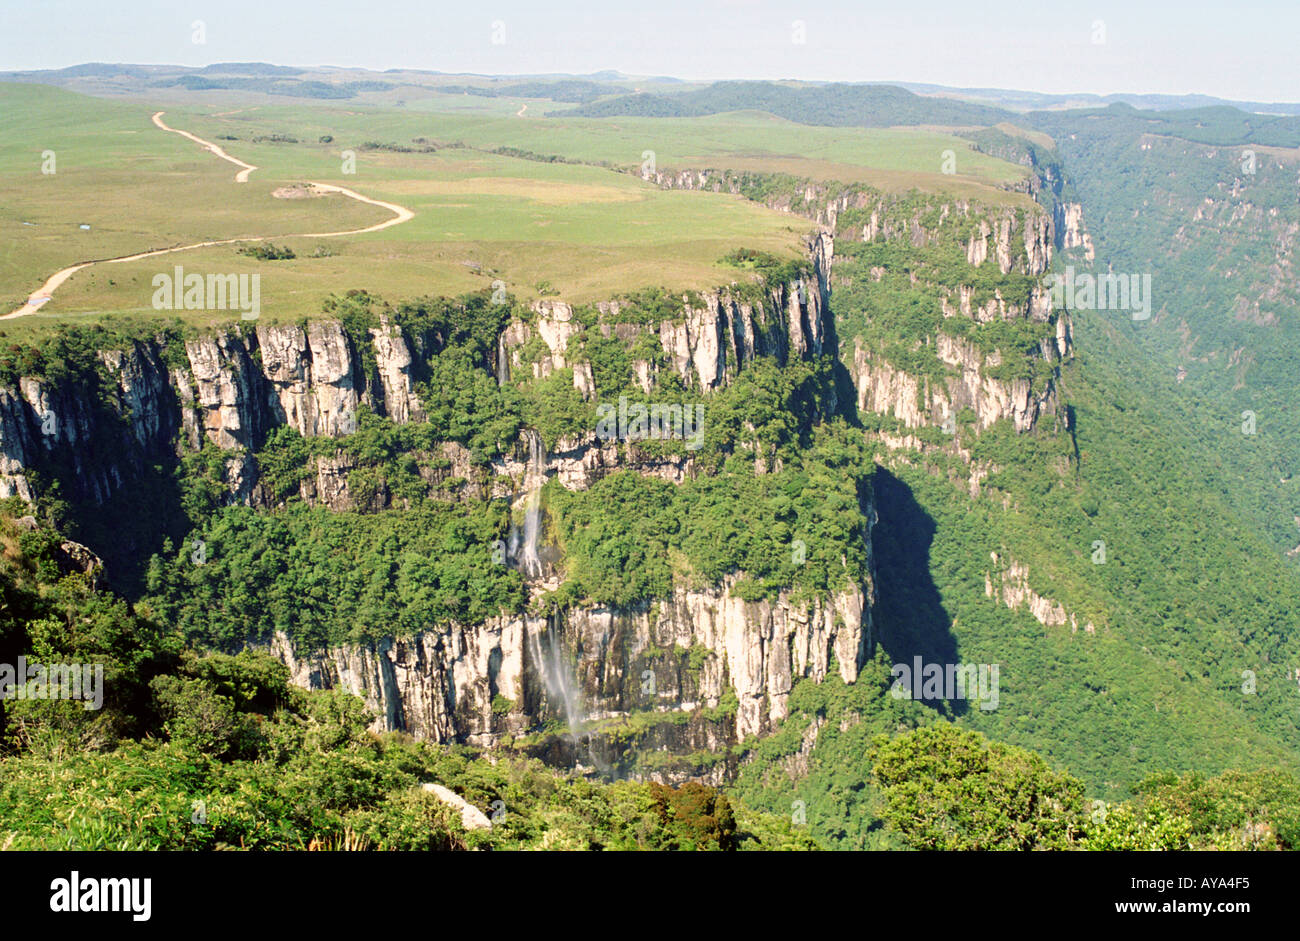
[267,573,873,749]
[0,317,422,504]
[1053,201,1096,262]
[985,553,1095,634]
[421,783,493,830]
[0,226,835,506]
[851,323,1069,434]
[501,232,834,398]
[644,166,1071,439]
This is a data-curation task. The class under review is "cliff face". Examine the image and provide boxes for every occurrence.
[0,234,874,775]
[1053,201,1096,262]
[502,232,833,399]
[851,333,1066,435]
[985,553,1095,635]
[0,227,834,508]
[0,342,181,504]
[843,190,1074,439]
[643,166,1054,274]
[270,575,870,748]
[0,320,404,505]
[644,167,1072,440]
[263,418,874,771]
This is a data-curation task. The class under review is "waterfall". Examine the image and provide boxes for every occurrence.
[519,497,543,579]
[496,333,509,388]
[514,430,546,579]
[527,616,584,736]
[511,432,609,772]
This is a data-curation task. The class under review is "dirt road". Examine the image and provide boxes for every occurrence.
[4,113,415,318]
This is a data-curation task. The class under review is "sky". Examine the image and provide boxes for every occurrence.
[1,0,1297,102]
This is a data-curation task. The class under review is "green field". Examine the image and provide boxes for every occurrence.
[174,98,1030,190]
[0,81,1031,334]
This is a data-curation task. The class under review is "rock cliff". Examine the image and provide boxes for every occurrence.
[501,232,833,399]
[267,572,872,756]
[642,167,1072,439]
[1053,201,1096,262]
[0,226,834,507]
[0,234,873,775]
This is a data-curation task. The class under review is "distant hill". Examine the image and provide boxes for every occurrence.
[150,74,395,99]
[1030,101,1300,148]
[556,80,1017,127]
[438,79,623,104]
[0,62,157,81]
[898,82,1300,116]
[193,62,304,77]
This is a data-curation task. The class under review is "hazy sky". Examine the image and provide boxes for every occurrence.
[1,0,1296,101]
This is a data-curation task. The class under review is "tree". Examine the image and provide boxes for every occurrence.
[871,724,1086,850]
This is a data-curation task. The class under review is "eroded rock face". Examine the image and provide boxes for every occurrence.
[1054,201,1096,262]
[0,389,37,501]
[253,321,361,438]
[0,314,432,508]
[851,331,1065,435]
[185,331,267,451]
[986,553,1095,635]
[842,201,1070,438]
[0,342,177,503]
[502,232,834,398]
[649,168,1070,440]
[256,410,872,757]
[266,572,874,747]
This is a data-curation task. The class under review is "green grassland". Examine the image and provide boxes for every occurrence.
[0,81,1034,337]
[0,85,820,331]
[0,85,388,311]
[17,145,811,331]
[177,98,1030,190]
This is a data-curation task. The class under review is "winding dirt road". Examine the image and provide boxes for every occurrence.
[152,111,258,182]
[4,112,415,319]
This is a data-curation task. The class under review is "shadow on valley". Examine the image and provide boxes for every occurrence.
[870,466,965,716]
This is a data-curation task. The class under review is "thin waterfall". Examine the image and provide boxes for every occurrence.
[515,430,546,579]
[496,333,509,388]
[527,615,584,736]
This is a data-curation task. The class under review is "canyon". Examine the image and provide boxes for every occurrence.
[0,194,1072,780]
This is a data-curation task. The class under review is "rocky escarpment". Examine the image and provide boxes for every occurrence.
[854,195,1071,434]
[0,231,835,508]
[643,167,1072,439]
[985,552,1095,635]
[0,342,181,504]
[501,231,833,398]
[1053,201,1096,262]
[0,233,874,776]
[266,573,872,777]
[843,199,1072,436]
[261,420,874,779]
[851,331,1068,435]
[0,318,422,506]
[642,166,1053,270]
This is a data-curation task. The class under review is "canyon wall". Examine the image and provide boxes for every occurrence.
[644,167,1073,438]
[0,233,875,771]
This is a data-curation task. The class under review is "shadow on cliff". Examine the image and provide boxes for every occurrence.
[59,460,192,599]
[870,467,966,717]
